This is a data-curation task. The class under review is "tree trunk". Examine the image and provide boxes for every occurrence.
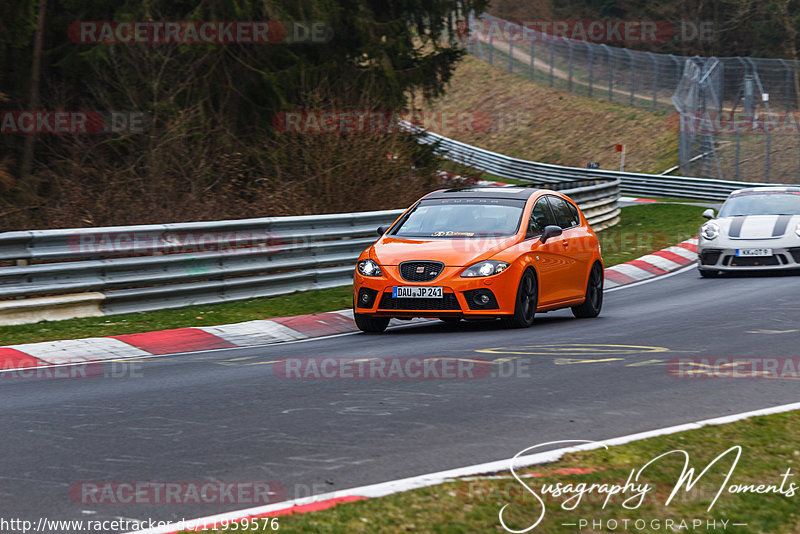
[19,0,47,202]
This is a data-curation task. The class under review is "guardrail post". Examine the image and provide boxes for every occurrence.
[508,30,514,73]
[648,52,657,109]
[568,41,574,92]
[528,29,535,80]
[601,44,613,102]
[625,49,635,106]
[780,59,791,114]
[669,54,681,84]
[587,43,594,98]
[766,133,771,182]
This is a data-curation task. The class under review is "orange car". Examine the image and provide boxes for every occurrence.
[353,187,604,333]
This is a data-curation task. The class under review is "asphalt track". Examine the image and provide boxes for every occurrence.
[2,267,799,531]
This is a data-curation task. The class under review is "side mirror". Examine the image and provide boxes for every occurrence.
[376,225,389,236]
[702,208,716,220]
[540,225,563,244]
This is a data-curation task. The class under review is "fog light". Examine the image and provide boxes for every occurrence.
[360,293,370,303]
[474,294,491,305]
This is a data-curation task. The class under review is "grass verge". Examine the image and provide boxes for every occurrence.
[0,286,354,346]
[0,204,705,346]
[217,410,800,533]
[598,203,705,266]
[416,55,678,175]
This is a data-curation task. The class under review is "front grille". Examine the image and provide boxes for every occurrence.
[789,248,800,263]
[700,250,721,266]
[399,261,444,282]
[729,255,780,267]
[378,292,461,311]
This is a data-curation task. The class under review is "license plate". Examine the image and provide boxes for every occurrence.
[392,286,443,298]
[735,248,772,257]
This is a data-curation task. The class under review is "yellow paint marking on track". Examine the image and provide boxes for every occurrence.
[553,358,625,365]
[423,357,497,365]
[626,359,668,367]
[476,344,671,356]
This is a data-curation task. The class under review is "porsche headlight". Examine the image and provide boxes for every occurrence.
[700,221,720,240]
[461,260,510,277]
[795,222,800,237]
[357,259,382,277]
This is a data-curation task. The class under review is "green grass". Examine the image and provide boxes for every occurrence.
[417,55,679,175]
[210,410,800,533]
[597,203,705,266]
[0,204,705,346]
[0,286,354,346]
[629,196,714,204]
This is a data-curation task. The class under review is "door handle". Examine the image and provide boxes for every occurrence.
[562,239,569,247]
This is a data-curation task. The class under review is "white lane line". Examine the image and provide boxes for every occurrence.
[126,400,800,534]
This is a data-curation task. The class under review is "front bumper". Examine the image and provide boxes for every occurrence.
[353,264,520,318]
[698,243,800,272]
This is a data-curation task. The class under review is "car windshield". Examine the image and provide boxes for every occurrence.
[392,198,526,238]
[718,192,800,217]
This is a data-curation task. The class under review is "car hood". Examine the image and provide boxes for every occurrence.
[370,236,517,266]
[717,214,800,239]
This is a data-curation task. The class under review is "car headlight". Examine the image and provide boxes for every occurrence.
[357,259,383,277]
[700,221,720,240]
[795,222,800,237]
[461,260,510,277]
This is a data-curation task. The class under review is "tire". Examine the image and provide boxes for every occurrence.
[571,263,603,319]
[699,268,720,278]
[354,313,390,333]
[502,269,537,328]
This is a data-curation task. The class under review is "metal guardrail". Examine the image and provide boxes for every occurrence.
[407,121,789,201]
[0,182,618,319]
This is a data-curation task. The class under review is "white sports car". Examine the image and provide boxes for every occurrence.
[698,186,800,277]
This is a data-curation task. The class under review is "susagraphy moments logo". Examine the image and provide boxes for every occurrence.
[497,440,796,532]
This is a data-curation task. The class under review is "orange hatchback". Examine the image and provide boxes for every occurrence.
[353,187,604,333]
